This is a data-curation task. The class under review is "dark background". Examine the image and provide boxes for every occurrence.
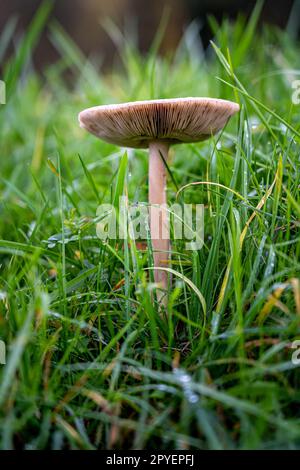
[0,0,299,68]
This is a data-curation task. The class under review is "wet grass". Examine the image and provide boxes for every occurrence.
[0,1,300,449]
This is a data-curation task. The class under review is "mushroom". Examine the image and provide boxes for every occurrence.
[79,97,239,305]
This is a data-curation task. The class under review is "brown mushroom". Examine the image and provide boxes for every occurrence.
[79,97,239,305]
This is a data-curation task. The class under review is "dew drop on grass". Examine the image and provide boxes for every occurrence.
[173,368,199,405]
[157,384,170,392]
[0,291,7,301]
[177,372,190,383]
[186,391,199,404]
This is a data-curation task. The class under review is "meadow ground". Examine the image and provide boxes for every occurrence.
[0,3,300,449]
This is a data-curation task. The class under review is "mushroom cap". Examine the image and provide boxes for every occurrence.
[78,97,240,149]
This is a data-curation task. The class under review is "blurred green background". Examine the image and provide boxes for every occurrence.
[1,0,298,71]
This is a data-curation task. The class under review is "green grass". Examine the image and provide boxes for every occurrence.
[0,2,300,449]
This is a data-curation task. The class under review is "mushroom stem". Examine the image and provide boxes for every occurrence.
[149,141,170,304]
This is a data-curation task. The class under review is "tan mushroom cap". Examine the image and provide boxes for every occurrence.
[78,97,240,149]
